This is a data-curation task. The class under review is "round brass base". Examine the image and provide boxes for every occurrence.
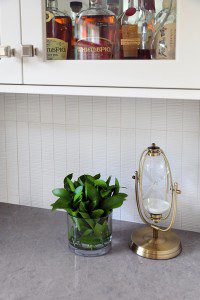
[130,227,182,260]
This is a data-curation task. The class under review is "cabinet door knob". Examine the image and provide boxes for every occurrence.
[21,45,37,57]
[0,46,15,58]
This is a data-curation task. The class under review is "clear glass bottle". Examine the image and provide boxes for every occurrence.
[46,0,72,60]
[137,0,155,59]
[155,0,176,59]
[69,1,83,59]
[120,0,140,59]
[75,0,118,60]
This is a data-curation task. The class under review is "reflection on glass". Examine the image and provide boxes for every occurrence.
[46,0,72,60]
[45,0,176,60]
[75,0,118,60]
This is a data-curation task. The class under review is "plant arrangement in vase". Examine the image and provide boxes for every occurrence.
[52,173,127,256]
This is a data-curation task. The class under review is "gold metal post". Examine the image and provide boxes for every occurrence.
[153,228,158,239]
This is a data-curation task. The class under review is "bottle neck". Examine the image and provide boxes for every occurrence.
[140,21,148,49]
[139,0,155,12]
[90,0,107,9]
[128,0,135,8]
[46,0,58,10]
[163,0,176,10]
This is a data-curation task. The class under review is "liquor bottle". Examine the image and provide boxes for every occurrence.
[46,0,72,60]
[120,0,140,59]
[137,0,155,59]
[107,0,122,18]
[75,0,118,60]
[69,1,83,59]
[155,0,176,59]
[138,21,151,59]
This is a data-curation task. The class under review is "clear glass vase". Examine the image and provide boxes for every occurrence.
[67,213,112,257]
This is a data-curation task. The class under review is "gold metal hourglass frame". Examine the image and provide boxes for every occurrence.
[130,143,182,260]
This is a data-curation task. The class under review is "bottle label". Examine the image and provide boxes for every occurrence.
[76,38,113,59]
[155,23,176,60]
[46,38,68,60]
[121,24,140,58]
[46,11,54,23]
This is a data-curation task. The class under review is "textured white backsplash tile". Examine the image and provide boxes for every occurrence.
[0,93,200,232]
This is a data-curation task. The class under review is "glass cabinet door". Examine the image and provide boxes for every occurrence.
[20,0,200,89]
[0,0,22,84]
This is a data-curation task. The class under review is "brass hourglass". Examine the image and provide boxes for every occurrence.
[130,143,182,260]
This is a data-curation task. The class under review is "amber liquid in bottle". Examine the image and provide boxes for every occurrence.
[76,14,117,60]
[46,16,72,60]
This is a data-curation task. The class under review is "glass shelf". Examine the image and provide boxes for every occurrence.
[45,0,177,61]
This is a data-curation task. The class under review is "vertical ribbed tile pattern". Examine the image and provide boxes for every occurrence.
[5,121,19,204]
[1,94,200,232]
[17,122,30,206]
[29,123,42,208]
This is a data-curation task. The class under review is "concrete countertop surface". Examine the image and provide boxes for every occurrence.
[0,203,200,300]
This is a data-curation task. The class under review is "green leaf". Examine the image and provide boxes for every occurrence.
[94,173,101,180]
[75,186,83,194]
[79,202,87,212]
[52,188,71,199]
[66,178,75,192]
[94,223,104,237]
[94,179,107,189]
[101,189,112,199]
[74,186,83,205]
[75,217,87,231]
[81,229,93,237]
[64,174,73,189]
[114,178,120,194]
[86,175,95,184]
[85,181,100,209]
[78,235,101,245]
[78,175,86,185]
[51,197,70,211]
[91,209,104,219]
[67,209,78,217]
[79,212,95,229]
[102,194,127,210]
[106,176,112,185]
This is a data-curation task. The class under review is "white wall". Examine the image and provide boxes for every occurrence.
[0,93,199,232]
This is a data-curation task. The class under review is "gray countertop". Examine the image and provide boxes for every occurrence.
[0,203,200,300]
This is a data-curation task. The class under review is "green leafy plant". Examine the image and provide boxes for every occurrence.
[52,174,127,250]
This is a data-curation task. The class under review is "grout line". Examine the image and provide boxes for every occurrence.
[27,95,32,207]
[78,96,80,176]
[39,95,44,208]
[119,97,122,221]
[65,95,67,176]
[15,94,20,205]
[3,94,8,204]
[92,96,94,174]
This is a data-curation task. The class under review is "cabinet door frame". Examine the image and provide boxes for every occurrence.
[20,0,200,89]
[0,0,22,84]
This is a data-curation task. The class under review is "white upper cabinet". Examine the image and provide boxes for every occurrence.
[0,0,22,84]
[19,0,200,89]
[0,0,199,90]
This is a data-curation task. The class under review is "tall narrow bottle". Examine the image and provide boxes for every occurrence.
[120,0,140,59]
[46,0,72,60]
[75,0,118,60]
[69,1,83,59]
[137,0,155,59]
[155,0,176,59]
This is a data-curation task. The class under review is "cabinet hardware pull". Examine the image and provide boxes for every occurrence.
[0,46,15,58]
[21,45,37,57]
